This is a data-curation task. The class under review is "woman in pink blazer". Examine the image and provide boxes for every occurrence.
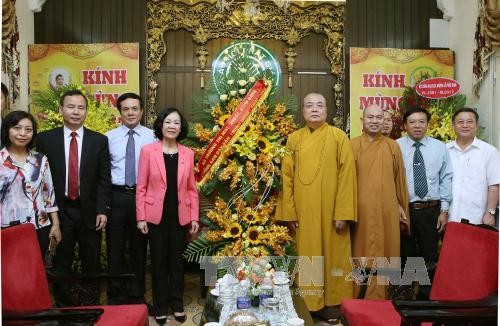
[136,107,199,325]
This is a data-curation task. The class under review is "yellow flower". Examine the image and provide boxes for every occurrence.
[243,210,262,225]
[256,136,272,154]
[218,114,230,126]
[246,226,262,245]
[205,230,225,242]
[194,123,214,142]
[264,121,275,131]
[223,222,243,239]
[243,123,255,133]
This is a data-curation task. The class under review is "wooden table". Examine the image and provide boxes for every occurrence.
[200,288,313,325]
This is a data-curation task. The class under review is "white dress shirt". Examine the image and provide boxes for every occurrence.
[106,124,156,186]
[397,136,453,210]
[447,138,500,224]
[63,125,83,196]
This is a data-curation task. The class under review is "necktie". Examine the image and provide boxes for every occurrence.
[68,132,79,200]
[413,142,428,199]
[125,129,136,187]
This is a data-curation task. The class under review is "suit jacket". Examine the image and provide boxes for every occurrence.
[36,127,111,229]
[136,141,199,226]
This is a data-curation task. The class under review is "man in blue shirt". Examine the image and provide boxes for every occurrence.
[106,93,156,305]
[397,106,453,299]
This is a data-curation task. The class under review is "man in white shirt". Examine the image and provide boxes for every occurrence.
[106,93,156,305]
[447,108,499,225]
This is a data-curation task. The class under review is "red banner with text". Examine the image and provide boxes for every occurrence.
[197,79,271,186]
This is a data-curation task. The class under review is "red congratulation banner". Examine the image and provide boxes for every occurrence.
[416,77,461,99]
[196,79,270,185]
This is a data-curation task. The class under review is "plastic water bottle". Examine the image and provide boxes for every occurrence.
[236,279,251,310]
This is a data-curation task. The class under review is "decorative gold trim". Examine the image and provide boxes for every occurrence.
[146,0,345,128]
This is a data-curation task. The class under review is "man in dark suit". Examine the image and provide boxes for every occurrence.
[37,89,111,306]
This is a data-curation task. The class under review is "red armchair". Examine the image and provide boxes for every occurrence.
[341,221,498,326]
[1,223,148,325]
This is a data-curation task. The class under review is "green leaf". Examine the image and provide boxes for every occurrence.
[454,94,466,110]
[200,215,221,230]
[183,235,231,263]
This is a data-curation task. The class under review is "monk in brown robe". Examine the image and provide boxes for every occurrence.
[350,104,410,299]
[276,93,358,320]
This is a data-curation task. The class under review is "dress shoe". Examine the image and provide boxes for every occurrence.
[155,315,167,325]
[174,313,187,324]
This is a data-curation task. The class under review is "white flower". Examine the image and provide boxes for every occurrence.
[239,68,247,73]
[248,76,256,83]
[227,79,234,85]
[265,263,272,270]
[257,225,264,232]
[213,125,220,133]
[230,90,237,96]
[231,214,238,220]
[220,94,228,101]
[238,80,247,87]
[238,89,246,95]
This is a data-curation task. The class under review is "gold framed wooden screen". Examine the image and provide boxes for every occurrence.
[146,0,345,128]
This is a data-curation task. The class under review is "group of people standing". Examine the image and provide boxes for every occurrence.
[1,88,498,325]
[0,89,198,325]
[276,93,499,323]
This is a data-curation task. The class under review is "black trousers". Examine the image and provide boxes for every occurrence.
[106,189,148,304]
[36,224,51,257]
[401,205,440,299]
[148,214,187,316]
[53,200,102,307]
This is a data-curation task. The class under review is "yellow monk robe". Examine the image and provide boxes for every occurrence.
[350,133,410,299]
[276,124,358,311]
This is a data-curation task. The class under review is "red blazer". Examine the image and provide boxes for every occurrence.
[136,142,199,226]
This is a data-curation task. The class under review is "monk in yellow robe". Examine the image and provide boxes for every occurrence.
[350,104,410,299]
[276,93,358,317]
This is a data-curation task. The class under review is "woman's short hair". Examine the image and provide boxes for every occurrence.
[153,107,188,141]
[1,110,38,149]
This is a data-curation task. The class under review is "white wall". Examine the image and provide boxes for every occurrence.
[11,0,34,111]
[448,0,499,145]
[494,52,500,147]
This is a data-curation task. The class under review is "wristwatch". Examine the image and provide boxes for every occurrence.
[487,208,496,215]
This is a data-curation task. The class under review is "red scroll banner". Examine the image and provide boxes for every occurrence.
[196,79,271,186]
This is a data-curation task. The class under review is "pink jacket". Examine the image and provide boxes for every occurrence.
[136,142,199,225]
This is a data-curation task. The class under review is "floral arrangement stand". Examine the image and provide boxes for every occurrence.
[182,43,298,262]
[397,76,468,142]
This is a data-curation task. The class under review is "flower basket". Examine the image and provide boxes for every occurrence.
[397,77,467,142]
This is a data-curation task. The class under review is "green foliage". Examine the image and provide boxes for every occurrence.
[397,76,470,142]
[183,234,231,263]
[31,84,119,133]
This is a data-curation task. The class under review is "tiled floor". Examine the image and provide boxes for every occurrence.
[96,269,341,325]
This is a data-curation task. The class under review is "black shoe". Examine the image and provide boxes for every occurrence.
[174,313,187,324]
[155,315,167,325]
